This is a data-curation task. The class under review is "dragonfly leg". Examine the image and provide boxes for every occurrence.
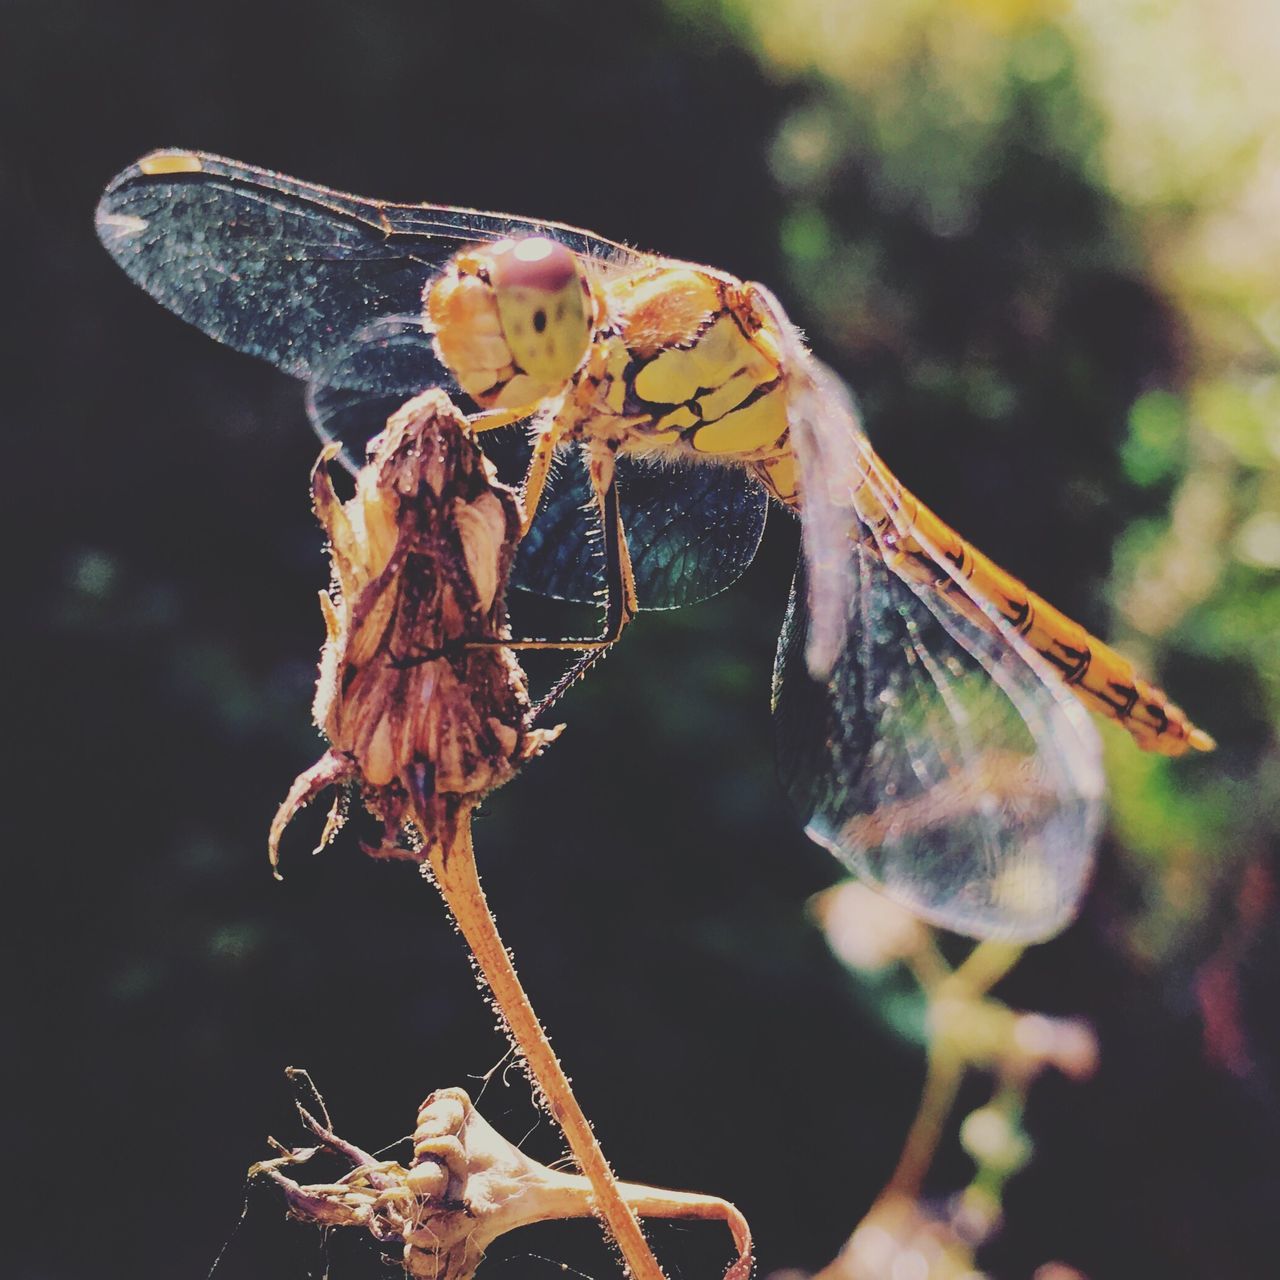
[468,405,530,433]
[466,399,565,539]
[589,439,639,642]
[499,440,637,656]
[526,448,637,716]
[518,415,566,538]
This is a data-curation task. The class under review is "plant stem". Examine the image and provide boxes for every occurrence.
[881,942,1024,1202]
[951,941,1023,999]
[517,1172,753,1280]
[615,1182,753,1280]
[426,813,669,1280]
[881,1040,965,1202]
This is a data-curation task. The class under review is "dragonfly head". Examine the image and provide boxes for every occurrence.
[426,236,592,411]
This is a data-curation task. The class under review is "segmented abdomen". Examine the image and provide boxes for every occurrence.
[763,442,1211,756]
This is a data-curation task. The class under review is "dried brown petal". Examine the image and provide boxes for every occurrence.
[269,390,560,869]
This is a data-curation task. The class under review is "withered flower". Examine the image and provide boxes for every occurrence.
[253,1082,753,1280]
[269,389,559,869]
[263,391,728,1280]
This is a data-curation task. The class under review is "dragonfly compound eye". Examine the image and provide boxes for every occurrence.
[488,237,591,383]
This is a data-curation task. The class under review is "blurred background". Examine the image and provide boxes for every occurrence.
[7,1,1279,1277]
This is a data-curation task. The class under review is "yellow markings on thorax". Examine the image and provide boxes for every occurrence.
[605,267,789,460]
[607,267,723,360]
[632,314,756,404]
[692,386,787,454]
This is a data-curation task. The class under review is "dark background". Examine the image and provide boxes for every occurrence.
[8,2,1279,1278]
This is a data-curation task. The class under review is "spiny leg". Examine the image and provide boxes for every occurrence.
[528,450,641,715]
[467,405,531,434]
[516,417,562,539]
[484,440,638,656]
[589,440,639,644]
[469,406,561,539]
[469,407,638,709]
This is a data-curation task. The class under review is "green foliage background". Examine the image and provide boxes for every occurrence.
[8,1,1278,1278]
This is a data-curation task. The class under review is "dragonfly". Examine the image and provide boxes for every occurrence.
[96,150,1213,942]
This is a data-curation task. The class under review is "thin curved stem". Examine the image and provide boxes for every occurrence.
[950,941,1023,999]
[881,941,1024,1202]
[880,1040,966,1203]
[511,1172,753,1280]
[425,813,668,1280]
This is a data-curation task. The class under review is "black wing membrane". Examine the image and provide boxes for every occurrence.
[516,455,769,610]
[306,323,768,609]
[94,150,644,388]
[621,460,769,609]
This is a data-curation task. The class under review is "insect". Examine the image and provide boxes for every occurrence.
[96,151,1212,941]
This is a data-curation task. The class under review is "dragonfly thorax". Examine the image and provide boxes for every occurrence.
[425,236,593,412]
[572,264,799,504]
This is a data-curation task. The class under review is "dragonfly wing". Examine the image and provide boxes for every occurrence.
[514,456,768,610]
[774,548,1103,941]
[95,150,646,386]
[305,316,457,469]
[506,447,596,601]
[621,460,769,609]
[774,353,1104,942]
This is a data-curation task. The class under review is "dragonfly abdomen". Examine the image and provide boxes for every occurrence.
[844,447,1212,756]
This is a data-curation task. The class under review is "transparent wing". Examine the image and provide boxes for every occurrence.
[94,150,648,388]
[773,546,1103,941]
[305,315,457,468]
[771,339,1104,941]
[514,453,768,610]
[306,323,768,609]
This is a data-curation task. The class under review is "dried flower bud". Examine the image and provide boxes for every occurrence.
[958,1104,1031,1176]
[270,390,560,869]
[253,1084,752,1280]
[815,880,931,973]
